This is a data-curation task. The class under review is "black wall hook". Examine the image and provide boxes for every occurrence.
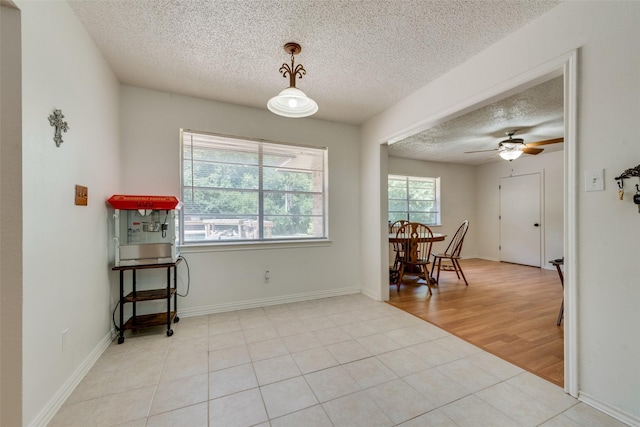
[615,164,640,181]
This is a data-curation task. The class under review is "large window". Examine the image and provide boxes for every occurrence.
[388,175,441,226]
[181,130,327,243]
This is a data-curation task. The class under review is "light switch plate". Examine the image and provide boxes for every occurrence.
[75,185,88,205]
[584,169,604,192]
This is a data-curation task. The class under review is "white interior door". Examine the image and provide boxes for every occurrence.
[500,173,541,267]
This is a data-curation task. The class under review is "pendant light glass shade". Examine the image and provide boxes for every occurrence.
[498,134,524,160]
[499,148,523,160]
[267,87,318,118]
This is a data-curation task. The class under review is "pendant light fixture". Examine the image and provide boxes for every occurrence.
[267,42,318,118]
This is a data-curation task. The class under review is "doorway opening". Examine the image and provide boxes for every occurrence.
[383,50,577,395]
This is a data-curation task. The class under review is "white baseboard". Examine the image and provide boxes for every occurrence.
[579,392,639,427]
[473,255,499,262]
[360,286,381,301]
[28,329,116,427]
[472,255,556,270]
[177,286,362,318]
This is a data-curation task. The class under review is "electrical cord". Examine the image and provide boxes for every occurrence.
[112,300,120,332]
[177,255,190,297]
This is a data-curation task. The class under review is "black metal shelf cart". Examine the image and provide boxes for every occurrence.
[113,258,181,344]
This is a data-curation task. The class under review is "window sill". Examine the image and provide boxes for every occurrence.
[179,239,332,254]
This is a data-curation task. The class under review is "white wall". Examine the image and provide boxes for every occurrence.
[475,150,564,265]
[362,2,640,423]
[19,1,121,425]
[388,157,477,258]
[1,3,23,426]
[119,86,362,313]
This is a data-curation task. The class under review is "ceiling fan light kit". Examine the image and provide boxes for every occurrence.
[267,42,318,118]
[498,135,524,160]
[499,147,523,161]
[465,131,564,161]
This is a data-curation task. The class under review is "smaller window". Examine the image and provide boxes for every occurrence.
[388,175,441,226]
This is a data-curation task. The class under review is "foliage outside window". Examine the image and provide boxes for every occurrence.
[181,130,327,243]
[388,175,441,226]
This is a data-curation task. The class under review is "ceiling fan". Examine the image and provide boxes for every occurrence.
[465,131,564,161]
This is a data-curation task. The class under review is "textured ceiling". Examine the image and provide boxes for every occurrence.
[389,76,565,165]
[68,0,561,128]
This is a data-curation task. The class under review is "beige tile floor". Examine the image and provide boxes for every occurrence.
[49,294,628,427]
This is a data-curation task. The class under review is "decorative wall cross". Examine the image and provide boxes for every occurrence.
[48,109,69,147]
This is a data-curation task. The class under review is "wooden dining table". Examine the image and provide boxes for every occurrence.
[388,232,447,288]
[389,232,446,273]
[388,232,447,243]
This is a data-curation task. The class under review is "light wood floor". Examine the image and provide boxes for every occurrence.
[388,258,565,387]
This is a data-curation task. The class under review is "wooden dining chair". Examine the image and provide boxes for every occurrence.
[430,220,470,286]
[393,222,435,294]
[549,257,564,326]
[389,219,408,233]
[389,220,408,271]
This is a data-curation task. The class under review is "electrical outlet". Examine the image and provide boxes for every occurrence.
[61,328,69,352]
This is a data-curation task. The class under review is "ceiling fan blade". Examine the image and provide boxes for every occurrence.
[525,137,564,147]
[522,147,544,155]
[464,148,498,154]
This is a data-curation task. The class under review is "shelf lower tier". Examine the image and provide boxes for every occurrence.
[123,287,176,302]
[123,311,177,331]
